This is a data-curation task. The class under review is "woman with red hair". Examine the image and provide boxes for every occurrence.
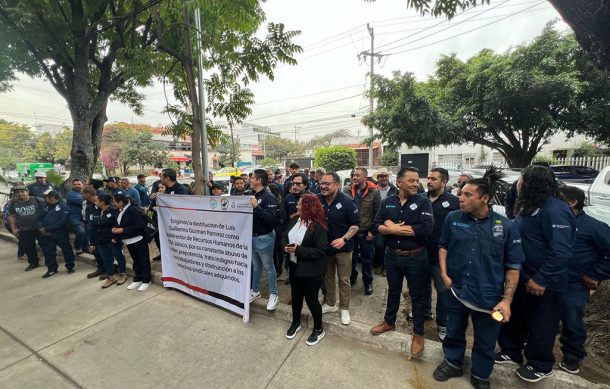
[283,193,328,346]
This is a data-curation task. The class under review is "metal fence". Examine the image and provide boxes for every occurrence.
[435,156,610,171]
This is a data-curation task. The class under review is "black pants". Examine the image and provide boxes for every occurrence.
[290,273,324,330]
[126,238,151,283]
[19,230,40,266]
[498,281,563,373]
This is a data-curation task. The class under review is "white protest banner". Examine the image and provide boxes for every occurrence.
[157,195,253,322]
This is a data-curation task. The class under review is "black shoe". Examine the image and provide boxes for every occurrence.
[559,360,580,374]
[25,264,40,272]
[152,255,161,261]
[113,264,119,273]
[350,278,356,286]
[67,268,75,274]
[494,350,520,366]
[433,360,463,382]
[305,328,325,346]
[470,376,491,389]
[42,271,57,279]
[87,268,103,279]
[286,323,302,340]
[365,284,373,295]
[516,364,553,383]
[99,274,109,281]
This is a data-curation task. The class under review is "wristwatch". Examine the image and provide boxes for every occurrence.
[342,236,348,242]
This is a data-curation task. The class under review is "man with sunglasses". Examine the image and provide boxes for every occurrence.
[318,172,360,325]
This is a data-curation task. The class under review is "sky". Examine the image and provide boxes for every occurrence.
[0,0,568,141]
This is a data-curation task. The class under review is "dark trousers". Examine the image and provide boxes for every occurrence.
[69,217,87,251]
[384,250,428,335]
[97,242,127,276]
[443,293,501,380]
[19,230,40,266]
[423,260,450,327]
[373,233,386,267]
[560,282,589,364]
[126,238,151,283]
[498,282,563,373]
[290,273,324,330]
[112,241,127,266]
[350,234,374,286]
[40,232,75,272]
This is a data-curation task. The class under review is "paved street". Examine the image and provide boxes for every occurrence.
[0,239,476,389]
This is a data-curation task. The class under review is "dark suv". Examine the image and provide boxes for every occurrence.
[549,165,599,183]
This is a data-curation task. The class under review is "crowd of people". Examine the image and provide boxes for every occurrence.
[3,162,609,388]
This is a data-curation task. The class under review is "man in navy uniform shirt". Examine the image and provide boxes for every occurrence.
[27,170,60,199]
[557,186,610,375]
[249,169,281,311]
[319,172,360,326]
[283,172,309,226]
[38,190,76,278]
[369,167,434,358]
[496,165,575,383]
[432,167,525,389]
[160,168,189,195]
[422,168,460,342]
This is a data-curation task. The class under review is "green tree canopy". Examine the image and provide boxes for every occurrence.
[0,119,33,169]
[364,24,610,167]
[314,146,357,172]
[264,135,302,162]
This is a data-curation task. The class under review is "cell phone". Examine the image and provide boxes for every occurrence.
[286,243,296,248]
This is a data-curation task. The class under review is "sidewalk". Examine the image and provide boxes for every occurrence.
[0,234,606,389]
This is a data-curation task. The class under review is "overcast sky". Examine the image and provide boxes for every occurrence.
[0,0,567,141]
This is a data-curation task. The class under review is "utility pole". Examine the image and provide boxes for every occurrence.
[194,9,209,194]
[294,125,298,142]
[359,23,385,169]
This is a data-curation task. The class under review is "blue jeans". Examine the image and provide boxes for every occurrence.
[384,250,428,335]
[251,231,278,295]
[40,232,75,272]
[560,282,589,364]
[69,217,87,251]
[97,242,127,276]
[111,241,127,266]
[423,261,449,327]
[443,293,501,380]
[351,234,374,286]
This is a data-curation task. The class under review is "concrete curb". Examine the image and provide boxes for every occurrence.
[1,232,606,389]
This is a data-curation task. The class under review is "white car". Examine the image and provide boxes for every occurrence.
[588,166,610,207]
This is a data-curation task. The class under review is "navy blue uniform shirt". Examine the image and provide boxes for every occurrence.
[568,211,610,283]
[372,193,434,250]
[283,192,305,228]
[165,182,189,195]
[40,201,70,237]
[27,182,61,199]
[439,209,525,310]
[425,190,459,262]
[318,191,360,255]
[253,187,280,236]
[516,196,575,292]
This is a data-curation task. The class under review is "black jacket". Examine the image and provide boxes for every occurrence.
[282,218,328,278]
[114,204,145,241]
[89,206,117,245]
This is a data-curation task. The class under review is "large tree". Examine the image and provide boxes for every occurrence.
[364,24,610,167]
[0,1,158,183]
[403,0,610,70]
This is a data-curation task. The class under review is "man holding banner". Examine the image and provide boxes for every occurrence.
[249,169,281,311]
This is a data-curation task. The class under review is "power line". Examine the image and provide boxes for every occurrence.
[252,84,364,106]
[382,1,548,56]
[247,94,362,122]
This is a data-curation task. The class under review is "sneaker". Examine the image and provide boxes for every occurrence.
[67,268,75,274]
[340,309,351,325]
[494,350,520,366]
[433,360,463,382]
[42,271,57,279]
[305,328,325,346]
[138,282,151,292]
[408,311,434,321]
[267,294,279,310]
[127,281,142,290]
[470,376,491,389]
[101,276,117,289]
[25,264,40,272]
[87,268,103,279]
[116,273,127,285]
[249,290,261,303]
[286,323,302,339]
[321,303,338,314]
[516,364,553,383]
[559,360,580,374]
[438,326,447,342]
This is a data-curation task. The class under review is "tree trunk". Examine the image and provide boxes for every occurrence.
[501,148,538,168]
[68,113,96,183]
[549,0,610,70]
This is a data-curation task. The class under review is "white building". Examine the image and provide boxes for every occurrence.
[32,123,67,136]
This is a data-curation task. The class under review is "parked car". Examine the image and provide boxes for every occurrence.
[587,166,610,207]
[549,165,599,183]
